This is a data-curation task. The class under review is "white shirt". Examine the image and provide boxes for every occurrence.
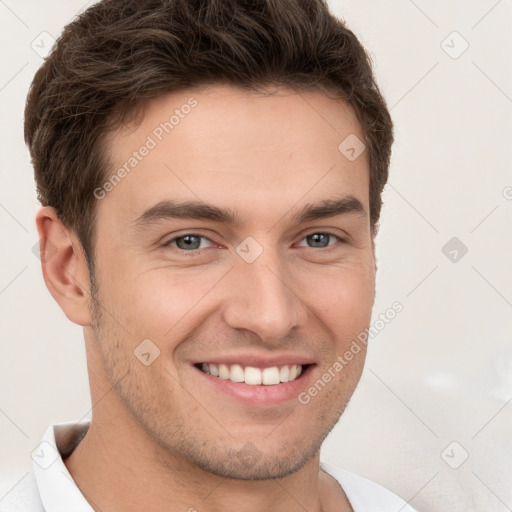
[1,421,417,512]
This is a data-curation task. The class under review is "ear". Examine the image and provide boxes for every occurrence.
[35,206,92,327]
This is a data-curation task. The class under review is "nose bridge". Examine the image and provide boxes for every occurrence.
[222,246,307,340]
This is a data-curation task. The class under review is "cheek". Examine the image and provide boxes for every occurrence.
[109,268,224,341]
[302,260,375,331]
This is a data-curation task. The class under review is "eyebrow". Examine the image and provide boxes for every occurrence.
[131,195,367,230]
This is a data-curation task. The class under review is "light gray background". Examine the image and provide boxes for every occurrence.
[1,1,511,511]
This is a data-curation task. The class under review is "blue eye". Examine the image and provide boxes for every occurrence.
[166,234,215,251]
[297,233,341,248]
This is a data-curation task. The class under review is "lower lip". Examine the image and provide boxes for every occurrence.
[194,364,315,407]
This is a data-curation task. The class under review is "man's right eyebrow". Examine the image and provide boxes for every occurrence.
[131,200,240,230]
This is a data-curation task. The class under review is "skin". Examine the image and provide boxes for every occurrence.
[36,84,377,512]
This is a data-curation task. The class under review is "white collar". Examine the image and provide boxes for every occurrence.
[32,421,93,512]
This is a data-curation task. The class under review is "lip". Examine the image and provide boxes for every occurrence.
[190,353,316,368]
[192,361,316,408]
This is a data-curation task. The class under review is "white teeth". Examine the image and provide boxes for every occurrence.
[218,363,230,380]
[244,366,262,385]
[230,364,245,382]
[262,366,280,385]
[200,363,304,385]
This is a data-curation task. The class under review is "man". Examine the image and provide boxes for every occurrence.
[8,0,416,510]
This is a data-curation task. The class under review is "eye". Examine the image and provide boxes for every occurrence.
[165,234,216,251]
[163,231,344,254]
[296,232,342,249]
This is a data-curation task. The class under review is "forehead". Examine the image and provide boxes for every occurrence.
[101,84,369,228]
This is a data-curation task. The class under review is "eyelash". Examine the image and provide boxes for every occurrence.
[162,232,345,255]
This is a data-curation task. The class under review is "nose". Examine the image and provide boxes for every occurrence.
[221,250,309,342]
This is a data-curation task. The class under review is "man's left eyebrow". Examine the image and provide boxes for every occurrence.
[131,195,367,230]
[291,195,367,223]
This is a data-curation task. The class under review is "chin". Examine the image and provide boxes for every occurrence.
[185,438,320,481]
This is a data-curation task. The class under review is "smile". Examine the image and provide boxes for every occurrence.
[197,363,304,385]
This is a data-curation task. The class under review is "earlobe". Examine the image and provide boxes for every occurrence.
[35,206,92,327]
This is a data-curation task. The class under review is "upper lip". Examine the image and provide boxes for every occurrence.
[191,353,316,368]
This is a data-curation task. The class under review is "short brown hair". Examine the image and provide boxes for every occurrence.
[24,0,393,271]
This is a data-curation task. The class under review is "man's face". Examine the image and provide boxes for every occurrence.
[88,84,375,479]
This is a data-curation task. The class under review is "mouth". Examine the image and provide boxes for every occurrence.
[195,362,309,385]
[192,361,315,407]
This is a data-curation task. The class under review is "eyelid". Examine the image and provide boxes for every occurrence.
[296,225,350,242]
